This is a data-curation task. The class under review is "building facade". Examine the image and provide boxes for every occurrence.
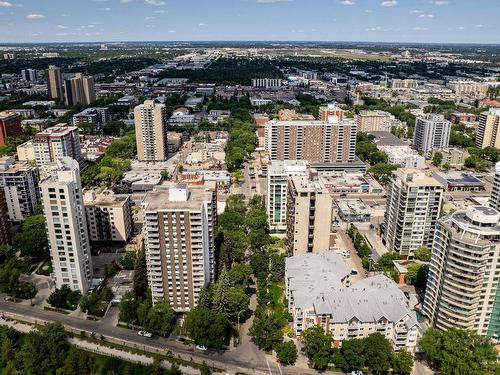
[476,109,500,149]
[267,160,308,232]
[382,169,444,259]
[265,118,357,163]
[491,162,500,212]
[318,103,345,121]
[0,190,11,246]
[356,110,394,133]
[46,65,63,101]
[72,107,111,129]
[84,191,133,243]
[33,125,82,170]
[142,183,217,311]
[0,157,39,222]
[64,73,96,106]
[413,114,451,155]
[134,100,168,162]
[251,78,282,89]
[423,206,500,338]
[286,252,420,352]
[0,111,23,147]
[41,158,93,292]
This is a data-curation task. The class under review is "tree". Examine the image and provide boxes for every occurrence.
[227,288,250,322]
[301,326,332,370]
[420,328,499,375]
[143,300,176,336]
[432,151,443,167]
[47,285,81,310]
[227,264,252,288]
[369,163,398,184]
[186,307,228,350]
[212,269,231,315]
[414,246,431,262]
[375,252,401,271]
[269,253,285,283]
[197,284,213,310]
[249,312,283,351]
[80,293,104,317]
[119,252,136,270]
[364,333,393,374]
[392,350,414,375]
[133,248,148,300]
[340,338,366,371]
[119,292,137,324]
[12,214,49,260]
[274,341,298,365]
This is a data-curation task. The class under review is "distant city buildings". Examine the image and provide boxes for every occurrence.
[356,110,394,132]
[391,79,418,90]
[142,182,217,311]
[0,156,39,222]
[286,252,420,352]
[72,107,111,129]
[33,125,82,170]
[447,80,489,98]
[84,191,133,243]
[41,158,92,292]
[423,206,500,338]
[382,169,443,259]
[413,114,451,155]
[64,73,96,106]
[134,100,168,162]
[45,65,63,101]
[0,111,23,147]
[265,117,357,164]
[476,109,500,149]
[21,69,38,82]
[251,78,282,89]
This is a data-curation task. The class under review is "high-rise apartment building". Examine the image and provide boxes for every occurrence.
[64,73,96,106]
[134,100,168,162]
[84,191,133,243]
[21,69,38,82]
[286,175,333,255]
[0,111,23,147]
[0,190,11,246]
[41,158,92,292]
[491,162,500,212]
[423,206,500,338]
[33,124,82,170]
[45,65,63,101]
[267,160,308,232]
[476,109,500,149]
[0,156,39,222]
[72,107,111,129]
[318,103,345,121]
[142,182,217,311]
[413,114,451,155]
[265,118,357,163]
[391,79,418,90]
[382,169,444,259]
[356,110,394,133]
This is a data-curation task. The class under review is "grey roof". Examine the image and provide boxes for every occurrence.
[287,252,419,328]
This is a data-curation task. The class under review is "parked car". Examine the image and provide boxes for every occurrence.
[195,345,207,351]
[138,331,153,338]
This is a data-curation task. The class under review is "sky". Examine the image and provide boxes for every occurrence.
[0,0,498,44]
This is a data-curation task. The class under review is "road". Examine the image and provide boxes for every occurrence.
[0,297,329,375]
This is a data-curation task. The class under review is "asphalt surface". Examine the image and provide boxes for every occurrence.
[0,297,328,375]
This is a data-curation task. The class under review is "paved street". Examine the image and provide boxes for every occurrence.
[0,297,336,375]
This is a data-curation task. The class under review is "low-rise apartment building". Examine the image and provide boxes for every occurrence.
[286,252,420,352]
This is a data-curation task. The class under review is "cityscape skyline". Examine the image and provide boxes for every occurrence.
[0,0,499,44]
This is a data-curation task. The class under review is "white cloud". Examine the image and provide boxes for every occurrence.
[475,24,484,28]
[60,13,70,17]
[99,7,111,11]
[339,0,355,5]
[168,30,176,33]
[120,0,133,3]
[145,0,165,5]
[381,0,397,7]
[366,26,381,31]
[413,26,429,31]
[430,0,448,4]
[26,13,44,19]
[364,9,372,13]
[56,24,67,29]
[418,13,434,18]
[410,9,423,14]
[198,23,208,27]
[0,1,13,7]
[457,26,465,30]
[153,9,165,13]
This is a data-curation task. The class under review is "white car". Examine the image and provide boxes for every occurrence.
[195,345,207,351]
[138,330,153,338]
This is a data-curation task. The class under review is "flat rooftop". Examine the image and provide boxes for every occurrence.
[370,131,408,147]
[143,182,214,211]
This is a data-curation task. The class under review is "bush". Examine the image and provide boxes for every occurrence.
[275,341,298,365]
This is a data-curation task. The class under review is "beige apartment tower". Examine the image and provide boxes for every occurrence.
[142,182,217,311]
[41,158,92,292]
[134,100,168,162]
[84,191,133,243]
[476,109,500,149]
[46,65,63,101]
[357,110,394,132]
[265,118,357,163]
[382,168,444,259]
